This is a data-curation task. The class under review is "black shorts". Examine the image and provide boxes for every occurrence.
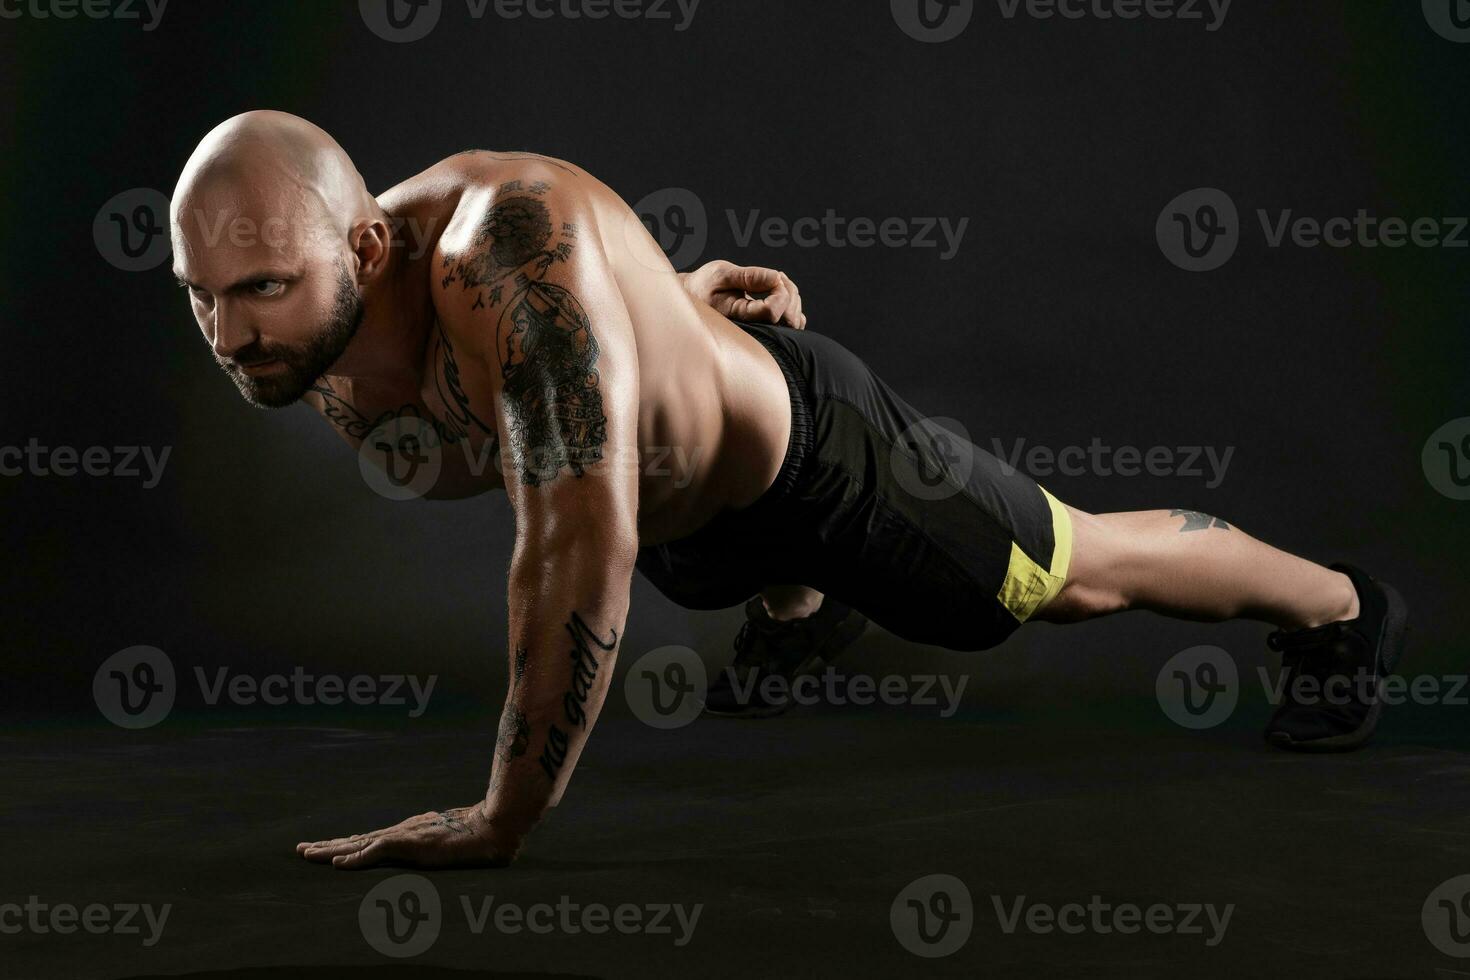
[634,320,1073,652]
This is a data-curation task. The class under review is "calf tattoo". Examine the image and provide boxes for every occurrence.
[1171,508,1231,532]
[440,179,608,486]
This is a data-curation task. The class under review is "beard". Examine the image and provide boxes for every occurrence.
[219,262,365,409]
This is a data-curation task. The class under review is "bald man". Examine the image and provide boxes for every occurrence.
[171,111,1407,871]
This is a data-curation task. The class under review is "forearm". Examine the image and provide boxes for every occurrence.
[481,539,635,841]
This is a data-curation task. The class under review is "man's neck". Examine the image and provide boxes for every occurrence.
[321,235,433,394]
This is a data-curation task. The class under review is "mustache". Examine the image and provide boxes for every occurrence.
[220,342,293,369]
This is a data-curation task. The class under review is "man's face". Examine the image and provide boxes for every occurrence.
[172,190,365,408]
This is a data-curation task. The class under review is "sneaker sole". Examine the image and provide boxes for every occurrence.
[1267,579,1408,753]
[702,611,871,720]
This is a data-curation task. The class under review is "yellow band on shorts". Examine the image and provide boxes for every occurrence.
[996,486,1074,623]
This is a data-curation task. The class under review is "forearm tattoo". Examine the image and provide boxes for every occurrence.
[1171,508,1230,532]
[537,610,619,782]
[440,178,608,486]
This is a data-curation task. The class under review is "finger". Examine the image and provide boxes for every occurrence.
[725,295,780,323]
[300,837,378,862]
[777,272,805,328]
[723,264,782,294]
[296,833,365,855]
[333,838,395,870]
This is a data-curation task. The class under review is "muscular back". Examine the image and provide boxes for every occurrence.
[305,151,791,545]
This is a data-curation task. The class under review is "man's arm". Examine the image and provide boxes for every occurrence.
[469,179,641,843]
[295,172,638,870]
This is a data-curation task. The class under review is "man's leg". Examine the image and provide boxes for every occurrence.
[760,584,825,621]
[1034,506,1359,629]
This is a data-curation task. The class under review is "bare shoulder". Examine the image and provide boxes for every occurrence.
[427,156,607,359]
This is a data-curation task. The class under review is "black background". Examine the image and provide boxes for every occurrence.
[2,1,1465,722]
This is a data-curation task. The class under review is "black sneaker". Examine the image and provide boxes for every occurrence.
[702,595,869,718]
[1263,563,1408,752]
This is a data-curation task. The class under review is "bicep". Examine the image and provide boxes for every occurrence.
[438,184,640,550]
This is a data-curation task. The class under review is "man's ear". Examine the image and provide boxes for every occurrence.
[349,217,394,281]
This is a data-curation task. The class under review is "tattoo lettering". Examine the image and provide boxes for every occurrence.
[430,323,498,445]
[538,723,569,781]
[561,611,618,728]
[310,379,463,448]
[512,646,528,687]
[1171,508,1230,532]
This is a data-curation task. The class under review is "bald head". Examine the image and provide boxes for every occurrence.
[173,111,384,408]
[172,110,375,254]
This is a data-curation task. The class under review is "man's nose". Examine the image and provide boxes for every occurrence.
[209,302,257,360]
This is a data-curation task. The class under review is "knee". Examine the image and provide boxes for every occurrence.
[1035,507,1133,622]
[1037,577,1130,623]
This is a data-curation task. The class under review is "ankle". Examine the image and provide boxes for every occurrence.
[762,594,824,622]
[1291,572,1359,630]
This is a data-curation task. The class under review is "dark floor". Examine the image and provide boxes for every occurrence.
[3,704,1468,980]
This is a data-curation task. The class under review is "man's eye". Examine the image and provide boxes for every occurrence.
[252,280,285,297]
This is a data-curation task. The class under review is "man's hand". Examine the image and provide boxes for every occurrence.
[680,260,807,329]
[295,803,518,870]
